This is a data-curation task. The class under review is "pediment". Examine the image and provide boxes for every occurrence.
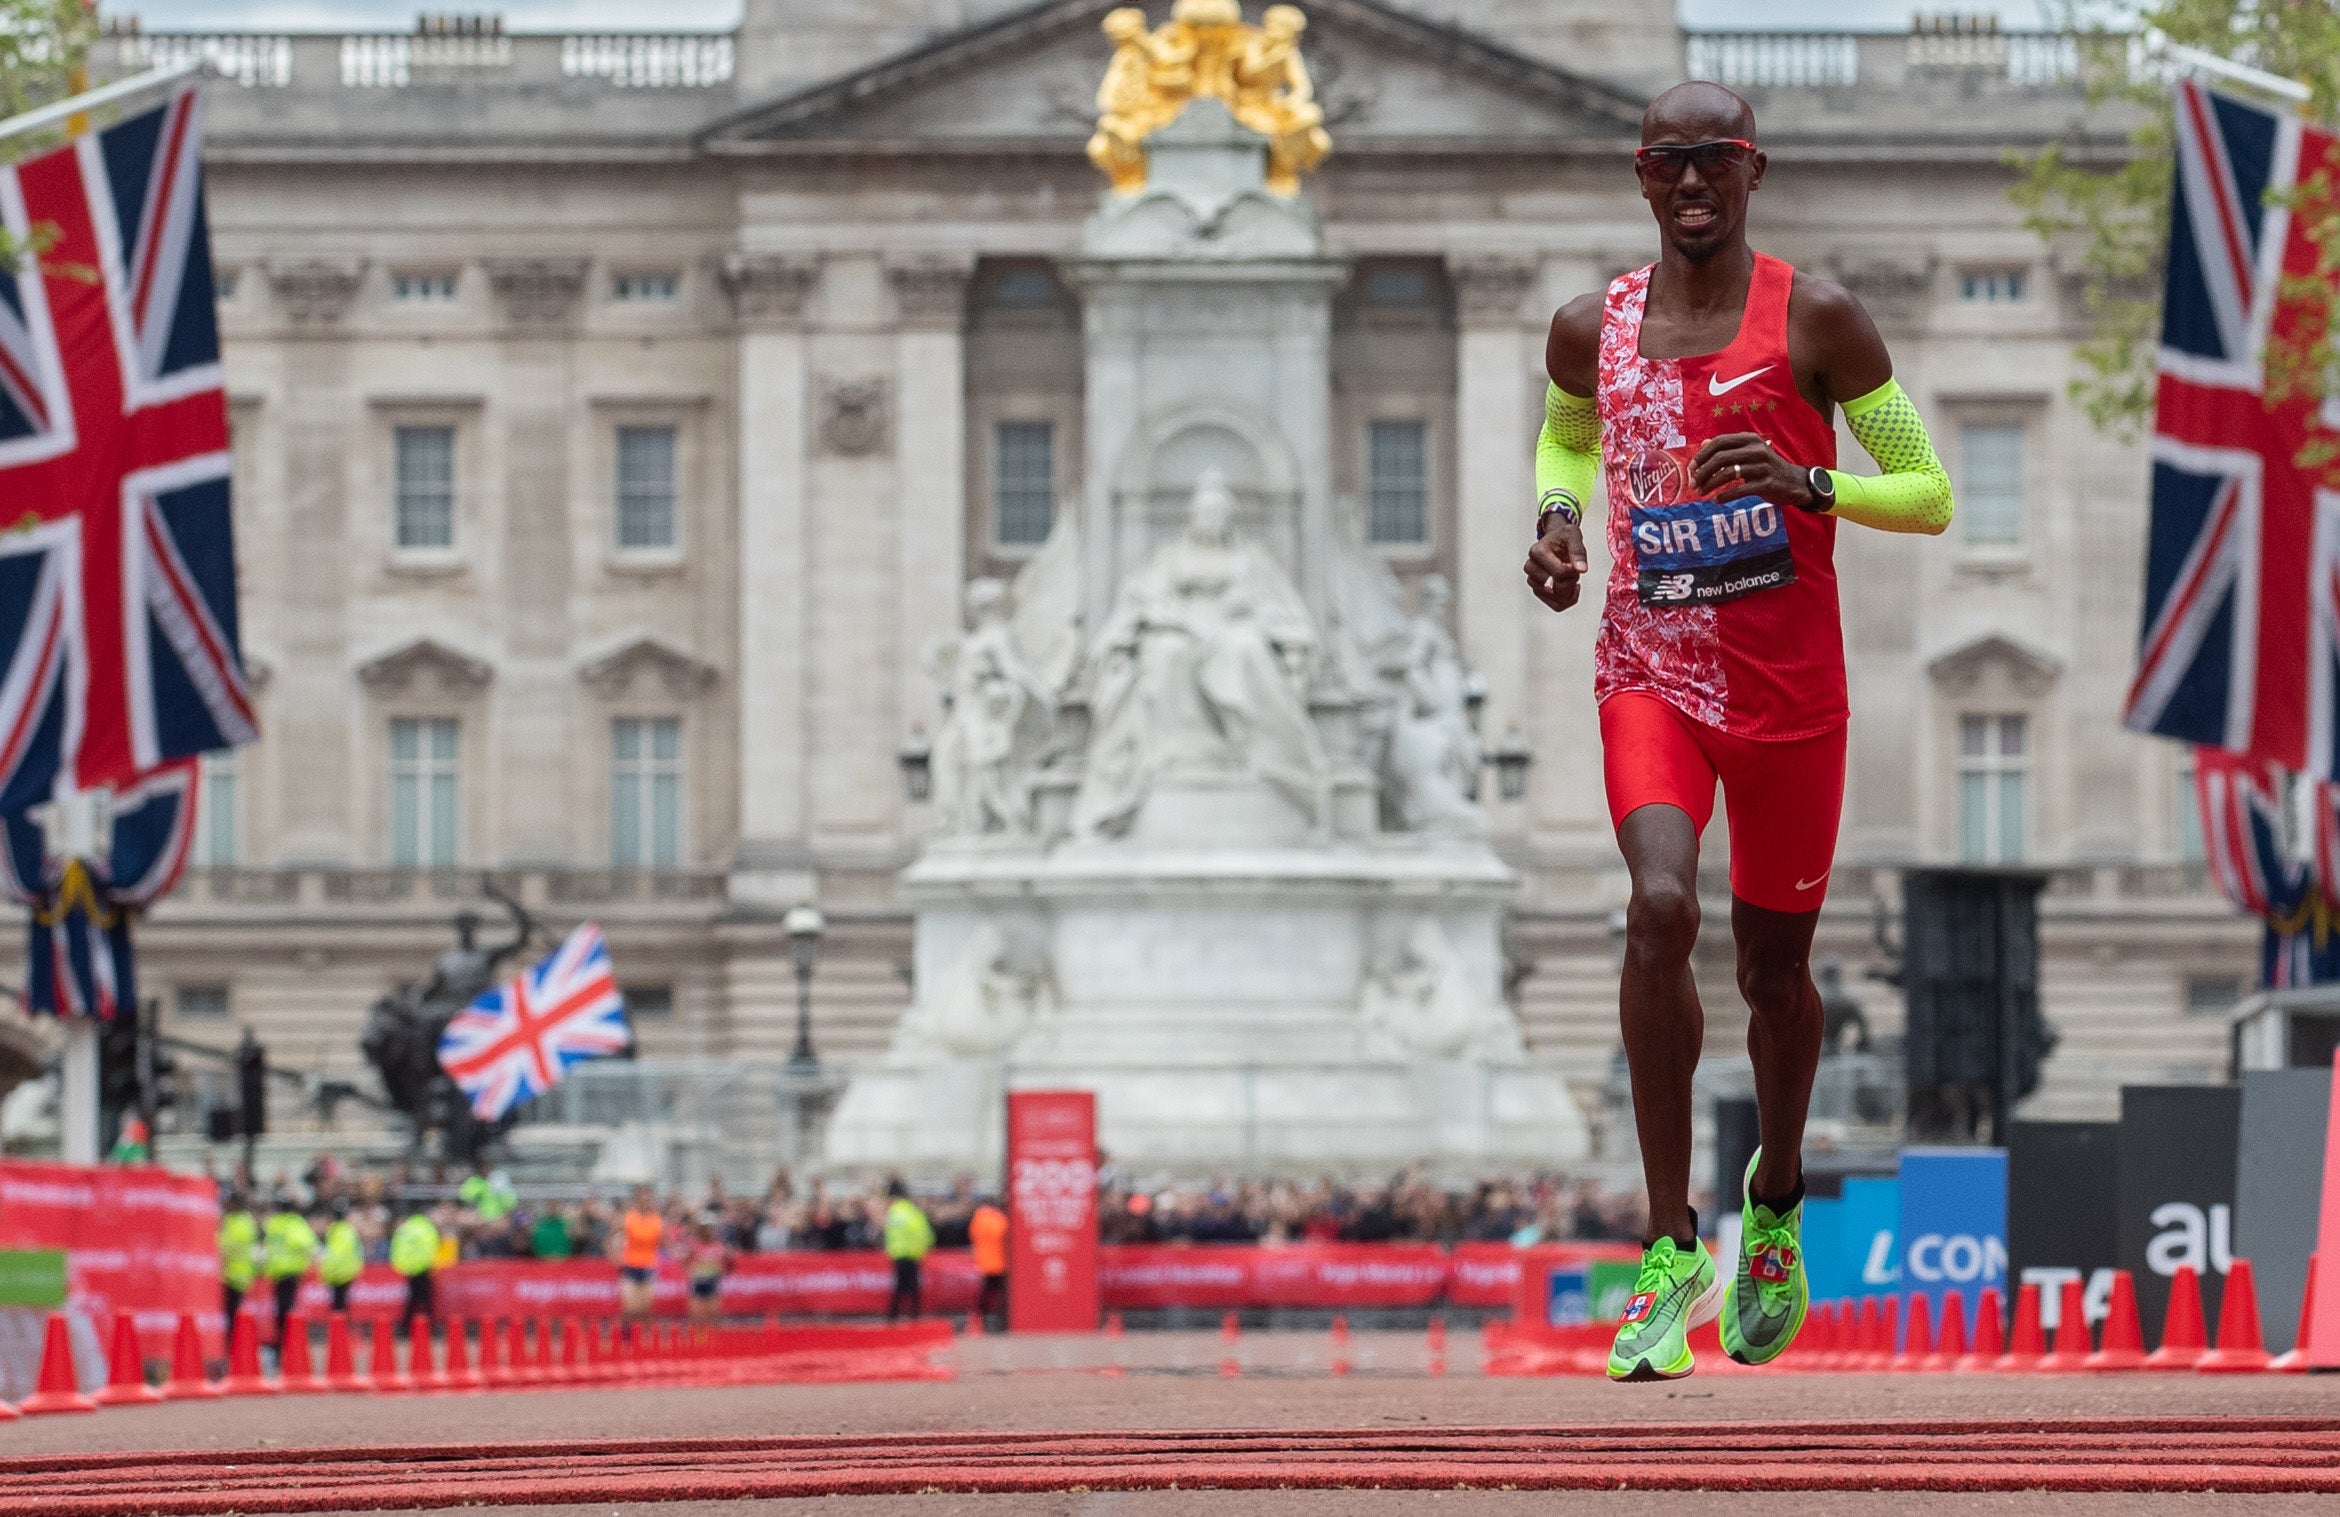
[356,637,494,696]
[703,0,1644,152]
[577,635,721,699]
[1926,632,2062,698]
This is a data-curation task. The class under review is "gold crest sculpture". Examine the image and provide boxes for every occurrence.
[1089,2,1332,197]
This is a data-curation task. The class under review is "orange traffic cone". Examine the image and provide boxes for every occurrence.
[1998,1282,2045,1371]
[322,1314,363,1392]
[277,1312,323,1394]
[219,1313,278,1396]
[19,1313,95,1414]
[2272,1255,2317,1373]
[2148,1265,2209,1370]
[2085,1271,2147,1371]
[1427,1314,1447,1377]
[1928,1290,1967,1372]
[1330,1313,1351,1378]
[161,1313,220,1400]
[1958,1287,2004,1372]
[90,1311,161,1406]
[2040,1278,2091,1372]
[2199,1258,2273,1373]
[1895,1294,1933,1372]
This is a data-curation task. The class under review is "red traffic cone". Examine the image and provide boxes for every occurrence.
[1894,1294,1933,1372]
[277,1312,324,1394]
[2147,1265,2209,1370]
[20,1312,95,1414]
[441,1318,481,1391]
[561,1316,587,1384]
[409,1317,447,1391]
[219,1312,279,1396]
[1874,1296,1900,1372]
[91,1310,162,1406]
[1106,1311,1124,1338]
[368,1317,410,1392]
[2085,1270,2147,1371]
[2200,1258,2273,1372]
[1998,1282,2046,1371]
[161,1313,221,1400]
[1928,1290,1967,1372]
[1958,1287,2005,1372]
[2041,1277,2091,1371]
[1825,1299,1857,1370]
[965,1309,983,1337]
[2273,1255,2317,1373]
[322,1314,363,1392]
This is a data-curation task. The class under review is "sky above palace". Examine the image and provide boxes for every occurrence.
[122,2,2086,34]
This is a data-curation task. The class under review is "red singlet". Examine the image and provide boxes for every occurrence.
[1593,253,1849,911]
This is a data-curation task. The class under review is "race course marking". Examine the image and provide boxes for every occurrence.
[9,1417,2340,1509]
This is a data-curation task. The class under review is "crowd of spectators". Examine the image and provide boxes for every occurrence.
[224,1154,1650,1268]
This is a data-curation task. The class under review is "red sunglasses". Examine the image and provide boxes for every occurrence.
[1632,139,1758,184]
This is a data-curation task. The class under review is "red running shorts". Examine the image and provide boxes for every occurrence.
[1598,689,1847,914]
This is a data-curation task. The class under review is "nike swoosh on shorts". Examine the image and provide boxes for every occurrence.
[1709,366,1773,397]
[1795,874,1828,892]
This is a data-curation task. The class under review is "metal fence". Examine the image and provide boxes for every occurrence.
[508,1058,842,1193]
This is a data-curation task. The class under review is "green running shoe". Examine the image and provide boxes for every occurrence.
[1606,1233,1722,1382]
[1719,1147,1809,1366]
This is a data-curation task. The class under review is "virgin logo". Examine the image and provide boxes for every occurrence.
[1627,449,1683,511]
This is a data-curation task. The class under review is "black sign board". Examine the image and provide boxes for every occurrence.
[2008,1119,2118,1328]
[2116,1085,2242,1332]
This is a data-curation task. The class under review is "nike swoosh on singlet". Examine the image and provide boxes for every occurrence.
[1709,366,1774,397]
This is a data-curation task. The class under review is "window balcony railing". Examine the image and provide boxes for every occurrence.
[1687,29,2118,92]
[167,866,729,910]
[94,28,736,92]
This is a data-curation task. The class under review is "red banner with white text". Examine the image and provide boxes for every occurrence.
[0,1161,217,1354]
[1007,1090,1100,1332]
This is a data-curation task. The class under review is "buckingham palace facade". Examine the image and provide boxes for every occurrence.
[16,0,2256,1162]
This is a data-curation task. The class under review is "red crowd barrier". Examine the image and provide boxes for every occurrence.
[0,1161,219,1358]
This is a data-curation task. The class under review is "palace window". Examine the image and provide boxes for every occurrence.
[193,750,238,867]
[390,716,460,867]
[616,425,678,550]
[1960,422,2024,548]
[1368,419,1430,546]
[624,984,673,1020]
[994,420,1055,547]
[988,268,1060,309]
[1365,267,1433,307]
[1958,267,2028,303]
[1958,713,2029,864]
[176,984,229,1020]
[393,425,456,549]
[611,270,680,303]
[611,717,682,869]
[391,270,459,302]
[2175,753,2206,864]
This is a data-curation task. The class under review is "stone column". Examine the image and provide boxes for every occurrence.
[1451,257,1540,810]
[888,259,972,824]
[266,259,364,865]
[725,253,819,905]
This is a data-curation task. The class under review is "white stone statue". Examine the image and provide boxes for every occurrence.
[1380,575,1487,837]
[1361,918,1494,1059]
[907,921,1055,1057]
[929,578,1058,836]
[1072,469,1330,838]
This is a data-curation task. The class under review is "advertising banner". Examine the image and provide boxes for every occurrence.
[1006,1090,1100,1332]
[0,1161,217,1354]
[1807,1175,1899,1306]
[1897,1148,2007,1345]
[2117,1085,2242,1333]
[2008,1118,2119,1332]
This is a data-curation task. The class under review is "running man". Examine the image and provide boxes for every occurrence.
[1524,81,1953,1381]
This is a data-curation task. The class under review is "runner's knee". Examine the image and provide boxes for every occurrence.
[1626,876,1700,963]
[1735,945,1813,1016]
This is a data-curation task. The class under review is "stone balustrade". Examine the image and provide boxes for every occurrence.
[1687,29,2119,92]
[102,30,736,91]
[162,865,730,912]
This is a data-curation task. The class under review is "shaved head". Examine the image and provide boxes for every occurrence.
[1642,81,1756,146]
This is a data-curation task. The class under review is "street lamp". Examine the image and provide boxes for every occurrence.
[897,726,934,803]
[784,902,826,1073]
[1488,723,1533,803]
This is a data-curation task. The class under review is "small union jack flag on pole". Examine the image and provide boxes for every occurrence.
[438,923,631,1122]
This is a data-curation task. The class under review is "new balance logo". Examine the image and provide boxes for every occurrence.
[1708,366,1773,397]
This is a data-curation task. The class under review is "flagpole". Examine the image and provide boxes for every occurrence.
[0,58,201,151]
[2144,31,2314,106]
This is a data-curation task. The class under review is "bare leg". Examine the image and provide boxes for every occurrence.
[1617,804,1705,1246]
[1733,895,1824,1203]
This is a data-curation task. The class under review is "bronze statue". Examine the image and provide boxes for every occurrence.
[1087,1,1331,197]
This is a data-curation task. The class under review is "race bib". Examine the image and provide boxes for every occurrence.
[1625,446,1797,608]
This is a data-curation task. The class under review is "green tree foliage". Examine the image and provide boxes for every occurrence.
[2012,1,2340,439]
[0,0,97,265]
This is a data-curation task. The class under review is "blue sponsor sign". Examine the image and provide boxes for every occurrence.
[1543,1266,1590,1328]
[1808,1176,1899,1306]
[1898,1147,2008,1347]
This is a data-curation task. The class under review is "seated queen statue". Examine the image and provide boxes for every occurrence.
[1072,470,1330,839]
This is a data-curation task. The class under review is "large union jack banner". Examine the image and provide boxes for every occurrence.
[0,85,255,814]
[438,923,632,1122]
[2123,80,2340,779]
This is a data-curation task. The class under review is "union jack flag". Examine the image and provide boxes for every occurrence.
[438,923,631,1122]
[2124,81,2340,779]
[2192,745,2290,915]
[0,86,256,814]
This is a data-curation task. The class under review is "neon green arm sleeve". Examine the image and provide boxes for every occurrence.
[1827,378,1955,536]
[1535,384,1600,520]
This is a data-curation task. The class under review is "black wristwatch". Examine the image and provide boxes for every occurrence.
[1801,466,1836,514]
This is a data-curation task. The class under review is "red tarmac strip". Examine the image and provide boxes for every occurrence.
[10,1418,2340,1510]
